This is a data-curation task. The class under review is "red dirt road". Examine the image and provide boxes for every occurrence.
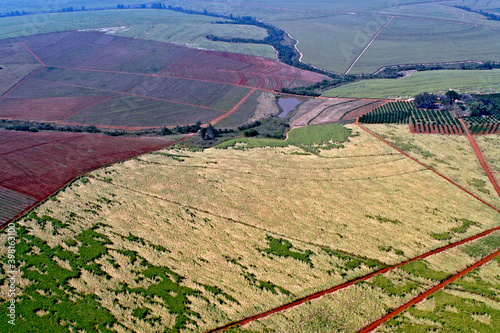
[459,118,500,198]
[209,226,500,332]
[210,88,257,125]
[358,249,500,333]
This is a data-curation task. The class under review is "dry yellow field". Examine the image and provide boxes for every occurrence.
[476,134,500,186]
[240,232,500,333]
[1,124,499,332]
[366,124,500,208]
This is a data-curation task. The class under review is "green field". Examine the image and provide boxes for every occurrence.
[268,14,386,73]
[287,123,352,146]
[0,9,275,58]
[350,18,500,74]
[168,0,500,73]
[323,70,500,99]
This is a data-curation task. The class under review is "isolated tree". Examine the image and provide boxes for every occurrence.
[445,90,460,103]
[414,92,437,109]
[205,124,216,140]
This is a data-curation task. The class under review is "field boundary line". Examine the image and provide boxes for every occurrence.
[459,118,500,197]
[62,93,121,121]
[0,67,43,102]
[93,177,388,267]
[344,16,394,74]
[48,65,278,93]
[35,79,226,113]
[339,99,384,121]
[356,120,500,214]
[209,227,500,332]
[20,42,46,66]
[358,249,500,333]
[210,88,257,125]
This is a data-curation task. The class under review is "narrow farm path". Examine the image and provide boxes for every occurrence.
[0,67,43,102]
[209,226,500,332]
[358,249,500,333]
[459,118,500,197]
[356,120,500,213]
[20,42,46,66]
[210,88,257,125]
[344,16,394,74]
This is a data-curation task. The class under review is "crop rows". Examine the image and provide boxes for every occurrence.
[0,131,171,200]
[358,101,494,135]
[464,114,500,135]
[409,124,464,135]
[0,185,36,227]
[358,101,416,124]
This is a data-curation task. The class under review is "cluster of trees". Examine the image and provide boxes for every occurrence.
[0,119,102,134]
[414,92,438,109]
[378,62,500,77]
[413,90,500,118]
[454,5,500,21]
[5,10,27,16]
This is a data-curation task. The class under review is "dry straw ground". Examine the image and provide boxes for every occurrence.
[1,124,499,332]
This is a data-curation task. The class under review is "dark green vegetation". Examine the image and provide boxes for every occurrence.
[430,218,480,241]
[381,256,500,332]
[0,218,238,332]
[259,236,314,268]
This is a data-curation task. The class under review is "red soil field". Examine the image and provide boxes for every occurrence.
[12,31,327,91]
[340,99,387,121]
[0,96,113,121]
[1,32,326,129]
[0,185,37,228]
[0,130,173,201]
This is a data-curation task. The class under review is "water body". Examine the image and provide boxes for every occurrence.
[278,96,305,118]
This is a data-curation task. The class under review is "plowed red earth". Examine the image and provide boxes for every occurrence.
[0,32,326,129]
[0,130,175,228]
[0,96,113,121]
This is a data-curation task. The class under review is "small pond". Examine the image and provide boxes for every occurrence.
[278,96,305,118]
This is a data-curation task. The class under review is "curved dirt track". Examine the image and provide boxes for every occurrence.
[358,249,500,333]
[209,225,500,332]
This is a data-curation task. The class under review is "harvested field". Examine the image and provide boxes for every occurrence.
[366,124,500,208]
[0,130,173,201]
[291,98,353,128]
[0,96,114,122]
[241,232,500,333]
[340,99,387,121]
[1,124,499,331]
[0,31,325,129]
[66,95,226,128]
